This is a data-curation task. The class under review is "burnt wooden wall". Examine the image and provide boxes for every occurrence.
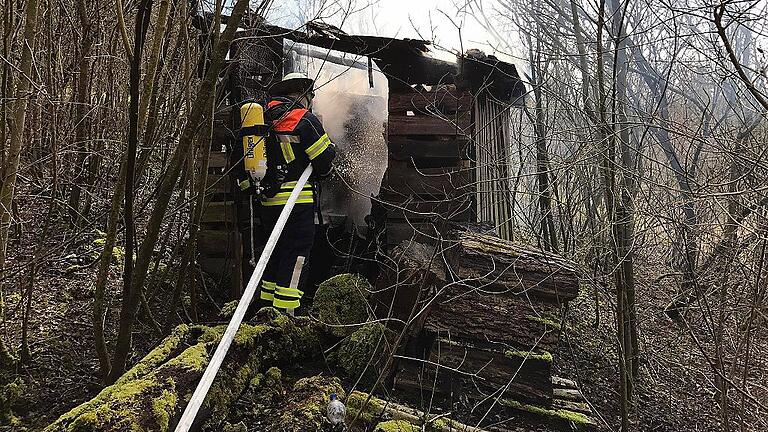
[198,109,244,300]
[381,85,475,246]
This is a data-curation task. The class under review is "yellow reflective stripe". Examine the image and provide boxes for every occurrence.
[305,134,331,160]
[261,190,314,206]
[273,297,300,309]
[279,181,312,191]
[261,197,314,207]
[265,190,313,200]
[239,179,251,190]
[275,286,303,298]
[260,280,276,300]
[280,142,295,163]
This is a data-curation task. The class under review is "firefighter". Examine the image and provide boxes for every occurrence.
[235,72,336,314]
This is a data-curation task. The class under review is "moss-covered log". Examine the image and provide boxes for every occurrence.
[396,337,554,404]
[423,283,563,353]
[311,273,373,337]
[346,390,491,431]
[44,309,322,432]
[445,231,580,301]
[332,322,396,386]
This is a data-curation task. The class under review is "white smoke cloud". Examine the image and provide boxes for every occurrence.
[287,42,389,234]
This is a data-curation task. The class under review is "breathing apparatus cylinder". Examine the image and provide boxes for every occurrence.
[240,102,268,183]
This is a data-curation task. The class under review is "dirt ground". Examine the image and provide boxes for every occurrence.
[1,218,765,431]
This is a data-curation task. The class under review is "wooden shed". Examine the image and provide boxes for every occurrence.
[192,16,527,294]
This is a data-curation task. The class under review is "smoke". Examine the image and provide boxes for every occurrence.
[287,43,389,235]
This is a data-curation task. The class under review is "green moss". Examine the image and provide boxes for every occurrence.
[0,378,22,426]
[117,325,190,384]
[334,322,394,385]
[222,421,247,432]
[264,367,282,388]
[53,377,176,432]
[501,399,592,425]
[374,419,420,431]
[220,300,239,319]
[151,389,177,431]
[249,373,264,390]
[165,343,209,372]
[233,324,269,347]
[525,315,561,330]
[311,273,372,337]
[504,349,553,363]
[276,376,345,432]
[346,390,386,425]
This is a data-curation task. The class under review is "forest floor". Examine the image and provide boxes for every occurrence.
[556,262,768,432]
[0,219,760,431]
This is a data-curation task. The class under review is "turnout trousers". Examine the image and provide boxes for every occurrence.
[258,203,315,310]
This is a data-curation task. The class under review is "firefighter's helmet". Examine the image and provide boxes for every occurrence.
[269,72,315,97]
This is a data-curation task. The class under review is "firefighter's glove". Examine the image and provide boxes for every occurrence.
[238,178,259,196]
[315,164,337,180]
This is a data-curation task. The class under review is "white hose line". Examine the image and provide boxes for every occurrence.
[174,164,314,432]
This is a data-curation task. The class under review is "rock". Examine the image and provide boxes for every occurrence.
[311,274,372,337]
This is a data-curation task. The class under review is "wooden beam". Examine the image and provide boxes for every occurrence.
[388,87,472,114]
[388,114,470,136]
[382,160,472,197]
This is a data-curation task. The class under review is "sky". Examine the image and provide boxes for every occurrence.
[264,0,524,64]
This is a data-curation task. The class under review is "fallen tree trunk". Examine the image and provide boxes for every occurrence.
[424,283,562,352]
[445,231,580,302]
[45,309,323,431]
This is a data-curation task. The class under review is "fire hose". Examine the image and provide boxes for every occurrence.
[173,164,314,432]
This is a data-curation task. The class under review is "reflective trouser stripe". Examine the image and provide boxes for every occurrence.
[273,285,303,309]
[260,281,276,301]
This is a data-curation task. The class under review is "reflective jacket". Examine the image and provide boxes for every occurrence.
[231,97,336,207]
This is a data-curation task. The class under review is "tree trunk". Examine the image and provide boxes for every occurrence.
[66,0,95,225]
[111,0,155,385]
[0,0,40,369]
[108,0,250,382]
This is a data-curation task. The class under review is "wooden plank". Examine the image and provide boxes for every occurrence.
[552,399,592,415]
[201,201,236,224]
[208,151,228,169]
[206,174,231,194]
[423,283,563,353]
[198,256,238,277]
[382,160,471,197]
[552,388,582,402]
[388,114,470,136]
[552,376,579,389]
[197,230,240,257]
[445,231,581,302]
[230,231,243,300]
[388,87,472,114]
[388,135,465,160]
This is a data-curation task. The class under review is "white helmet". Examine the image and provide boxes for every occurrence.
[269,72,315,97]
